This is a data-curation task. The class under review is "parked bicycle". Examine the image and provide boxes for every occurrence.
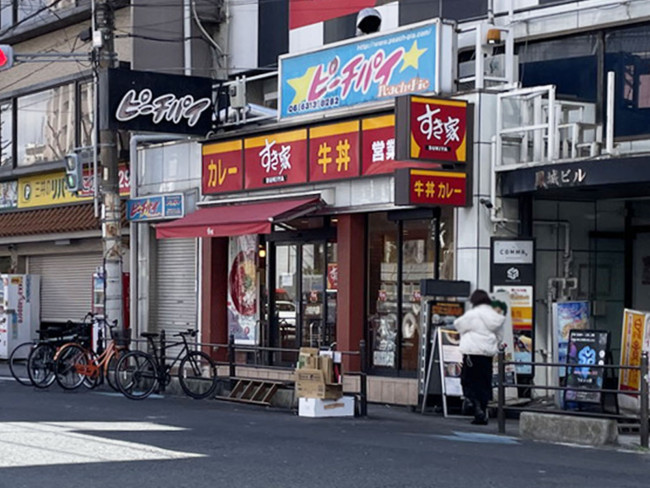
[115,329,218,400]
[9,318,92,388]
[53,316,130,391]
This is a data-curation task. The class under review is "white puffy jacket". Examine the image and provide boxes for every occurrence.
[453,304,505,357]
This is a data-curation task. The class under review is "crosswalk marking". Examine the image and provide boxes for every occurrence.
[0,421,205,468]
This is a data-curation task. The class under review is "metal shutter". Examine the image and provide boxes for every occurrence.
[151,238,197,342]
[28,253,103,322]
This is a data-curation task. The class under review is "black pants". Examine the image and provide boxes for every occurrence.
[460,354,493,410]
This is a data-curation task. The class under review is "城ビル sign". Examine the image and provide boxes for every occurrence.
[103,68,213,135]
[395,95,471,164]
[244,129,308,189]
[309,121,360,182]
[202,140,243,195]
[394,168,467,207]
[279,20,454,119]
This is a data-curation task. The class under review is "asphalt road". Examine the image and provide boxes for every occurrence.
[0,375,648,488]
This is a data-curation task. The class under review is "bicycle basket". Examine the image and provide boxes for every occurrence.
[111,328,132,347]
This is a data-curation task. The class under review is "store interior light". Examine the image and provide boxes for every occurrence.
[258,246,267,259]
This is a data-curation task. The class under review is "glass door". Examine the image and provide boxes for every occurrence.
[270,240,337,362]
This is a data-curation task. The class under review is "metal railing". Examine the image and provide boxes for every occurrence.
[496,350,649,448]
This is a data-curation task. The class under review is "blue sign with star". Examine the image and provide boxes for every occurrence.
[279,21,439,119]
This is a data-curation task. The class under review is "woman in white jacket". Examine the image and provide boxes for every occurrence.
[453,289,505,425]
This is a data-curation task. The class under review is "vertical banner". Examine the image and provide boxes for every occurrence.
[228,235,260,345]
[553,301,590,378]
[619,309,650,405]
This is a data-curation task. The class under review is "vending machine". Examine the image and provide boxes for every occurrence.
[0,274,41,359]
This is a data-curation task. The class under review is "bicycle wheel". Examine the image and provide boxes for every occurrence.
[55,344,89,390]
[115,351,157,400]
[178,351,218,400]
[105,348,126,391]
[82,350,100,390]
[9,342,35,386]
[27,343,57,389]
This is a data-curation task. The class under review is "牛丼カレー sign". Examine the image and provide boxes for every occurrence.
[103,68,213,135]
[396,95,471,164]
[279,20,454,119]
[394,168,467,207]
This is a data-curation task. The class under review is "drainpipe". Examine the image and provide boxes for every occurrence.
[183,0,192,76]
[129,134,187,339]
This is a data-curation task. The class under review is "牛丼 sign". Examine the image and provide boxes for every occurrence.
[395,95,471,164]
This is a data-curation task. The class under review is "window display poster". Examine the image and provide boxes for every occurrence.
[491,290,517,390]
[493,286,533,374]
[565,329,609,404]
[372,313,397,368]
[553,301,590,378]
[438,328,463,397]
[619,309,650,398]
[228,234,260,345]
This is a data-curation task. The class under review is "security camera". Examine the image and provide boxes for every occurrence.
[356,8,382,36]
[479,198,494,209]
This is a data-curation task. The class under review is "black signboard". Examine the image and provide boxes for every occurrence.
[101,68,214,135]
[564,329,610,404]
[490,238,535,286]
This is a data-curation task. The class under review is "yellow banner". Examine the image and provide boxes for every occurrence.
[619,309,648,393]
[18,171,90,208]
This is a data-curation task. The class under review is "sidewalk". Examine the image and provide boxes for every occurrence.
[0,359,644,451]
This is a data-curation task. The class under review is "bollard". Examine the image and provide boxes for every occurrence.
[359,340,368,417]
[641,352,649,449]
[497,346,506,435]
[159,330,166,393]
[228,334,236,380]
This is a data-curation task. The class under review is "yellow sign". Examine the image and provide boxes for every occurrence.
[619,309,648,394]
[18,171,90,208]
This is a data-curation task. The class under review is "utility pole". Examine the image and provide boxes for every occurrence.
[95,0,123,328]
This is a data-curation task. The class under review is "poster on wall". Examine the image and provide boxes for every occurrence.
[491,291,517,392]
[553,301,590,378]
[618,308,650,411]
[228,235,260,345]
[492,286,534,374]
[565,329,609,404]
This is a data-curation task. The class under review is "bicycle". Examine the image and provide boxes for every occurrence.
[9,320,91,388]
[53,317,130,391]
[115,329,217,400]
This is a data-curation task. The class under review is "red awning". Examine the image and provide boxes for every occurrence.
[156,197,321,239]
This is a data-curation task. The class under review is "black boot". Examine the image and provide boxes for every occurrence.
[471,404,488,425]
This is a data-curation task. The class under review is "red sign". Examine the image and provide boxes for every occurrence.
[309,121,360,182]
[397,96,470,164]
[361,115,396,176]
[80,164,130,197]
[202,140,243,194]
[289,0,376,29]
[395,169,467,207]
[244,129,308,189]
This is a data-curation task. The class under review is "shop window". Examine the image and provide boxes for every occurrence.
[605,24,650,138]
[17,84,75,166]
[518,33,598,102]
[368,209,454,374]
[0,101,11,168]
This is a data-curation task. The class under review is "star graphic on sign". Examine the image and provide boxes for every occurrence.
[400,40,427,72]
[287,66,316,105]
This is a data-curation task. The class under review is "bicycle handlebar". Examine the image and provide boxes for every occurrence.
[173,329,197,338]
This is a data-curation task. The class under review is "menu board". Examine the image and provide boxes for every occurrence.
[565,330,609,404]
[438,328,463,397]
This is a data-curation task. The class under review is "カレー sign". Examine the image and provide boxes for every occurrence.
[279,20,454,119]
[244,129,308,189]
[309,121,360,181]
[202,140,243,194]
[394,168,467,207]
[395,95,470,164]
